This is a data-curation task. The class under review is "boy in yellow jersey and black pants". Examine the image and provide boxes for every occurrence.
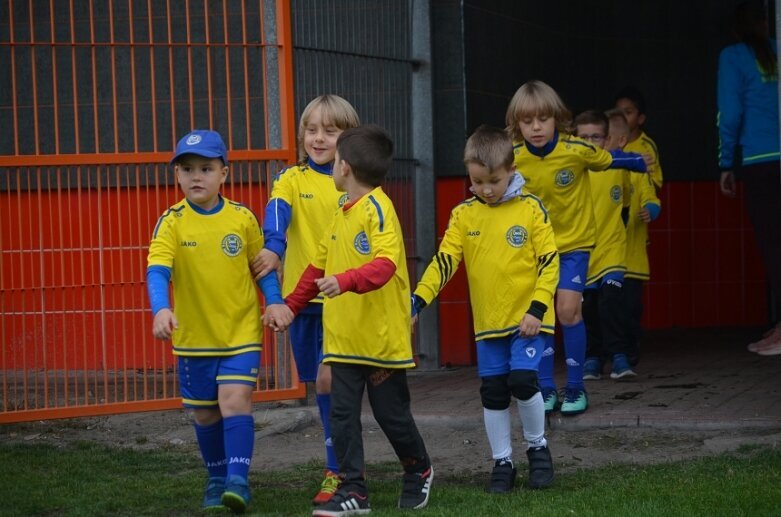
[575,110,638,381]
[147,130,292,513]
[615,86,664,365]
[271,125,432,516]
[413,125,558,493]
[251,95,360,504]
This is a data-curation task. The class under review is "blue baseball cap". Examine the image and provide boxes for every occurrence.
[171,129,228,165]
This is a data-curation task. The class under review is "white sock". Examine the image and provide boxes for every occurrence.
[517,392,547,449]
[483,407,512,460]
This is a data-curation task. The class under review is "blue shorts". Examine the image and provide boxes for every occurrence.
[178,351,261,408]
[476,333,551,377]
[558,251,590,292]
[288,304,324,382]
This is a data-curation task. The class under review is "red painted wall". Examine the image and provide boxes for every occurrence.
[1,182,275,371]
[433,178,769,366]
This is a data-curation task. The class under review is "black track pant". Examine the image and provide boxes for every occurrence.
[622,278,645,365]
[330,363,430,493]
[583,280,631,362]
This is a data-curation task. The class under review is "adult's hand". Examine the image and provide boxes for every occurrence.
[720,170,736,197]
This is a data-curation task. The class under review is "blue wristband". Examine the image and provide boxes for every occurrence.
[146,266,171,315]
[257,271,284,305]
[644,203,661,221]
[609,149,647,172]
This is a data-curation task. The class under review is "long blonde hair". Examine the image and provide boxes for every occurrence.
[505,80,572,142]
[297,95,360,162]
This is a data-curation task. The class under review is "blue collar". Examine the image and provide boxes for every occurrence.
[307,158,334,175]
[524,130,559,158]
[187,194,224,215]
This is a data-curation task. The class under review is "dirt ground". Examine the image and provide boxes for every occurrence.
[3,399,780,479]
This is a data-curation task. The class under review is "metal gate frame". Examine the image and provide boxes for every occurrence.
[0,0,304,423]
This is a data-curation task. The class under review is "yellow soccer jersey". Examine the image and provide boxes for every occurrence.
[313,187,415,368]
[414,192,559,341]
[271,163,347,299]
[625,172,661,280]
[513,135,612,254]
[586,168,631,285]
[625,131,663,190]
[148,197,264,356]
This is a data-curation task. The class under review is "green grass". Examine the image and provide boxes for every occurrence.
[2,442,780,516]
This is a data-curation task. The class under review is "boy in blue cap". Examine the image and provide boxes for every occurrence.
[147,129,293,513]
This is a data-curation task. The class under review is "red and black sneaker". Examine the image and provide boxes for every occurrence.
[398,466,433,509]
[312,488,370,516]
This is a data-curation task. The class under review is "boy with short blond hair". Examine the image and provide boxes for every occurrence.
[413,125,558,493]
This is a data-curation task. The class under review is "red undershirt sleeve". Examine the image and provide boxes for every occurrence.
[284,264,324,315]
[334,257,396,294]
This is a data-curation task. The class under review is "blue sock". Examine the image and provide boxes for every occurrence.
[562,321,586,390]
[223,415,255,480]
[194,419,227,478]
[317,393,339,472]
[538,343,556,391]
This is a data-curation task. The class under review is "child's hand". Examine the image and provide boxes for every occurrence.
[315,276,342,298]
[639,207,652,223]
[251,249,281,280]
[641,153,656,169]
[519,313,541,337]
[263,304,294,332]
[152,308,178,340]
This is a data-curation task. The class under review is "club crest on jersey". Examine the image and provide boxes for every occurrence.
[221,234,243,257]
[338,194,349,207]
[186,134,202,145]
[525,346,536,358]
[506,225,528,248]
[610,185,622,202]
[555,169,575,187]
[354,231,370,255]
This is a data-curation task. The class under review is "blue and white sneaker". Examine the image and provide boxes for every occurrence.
[583,357,603,380]
[610,353,637,380]
[560,387,588,415]
[202,476,225,509]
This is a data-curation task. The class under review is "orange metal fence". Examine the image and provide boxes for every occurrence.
[0,0,303,423]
